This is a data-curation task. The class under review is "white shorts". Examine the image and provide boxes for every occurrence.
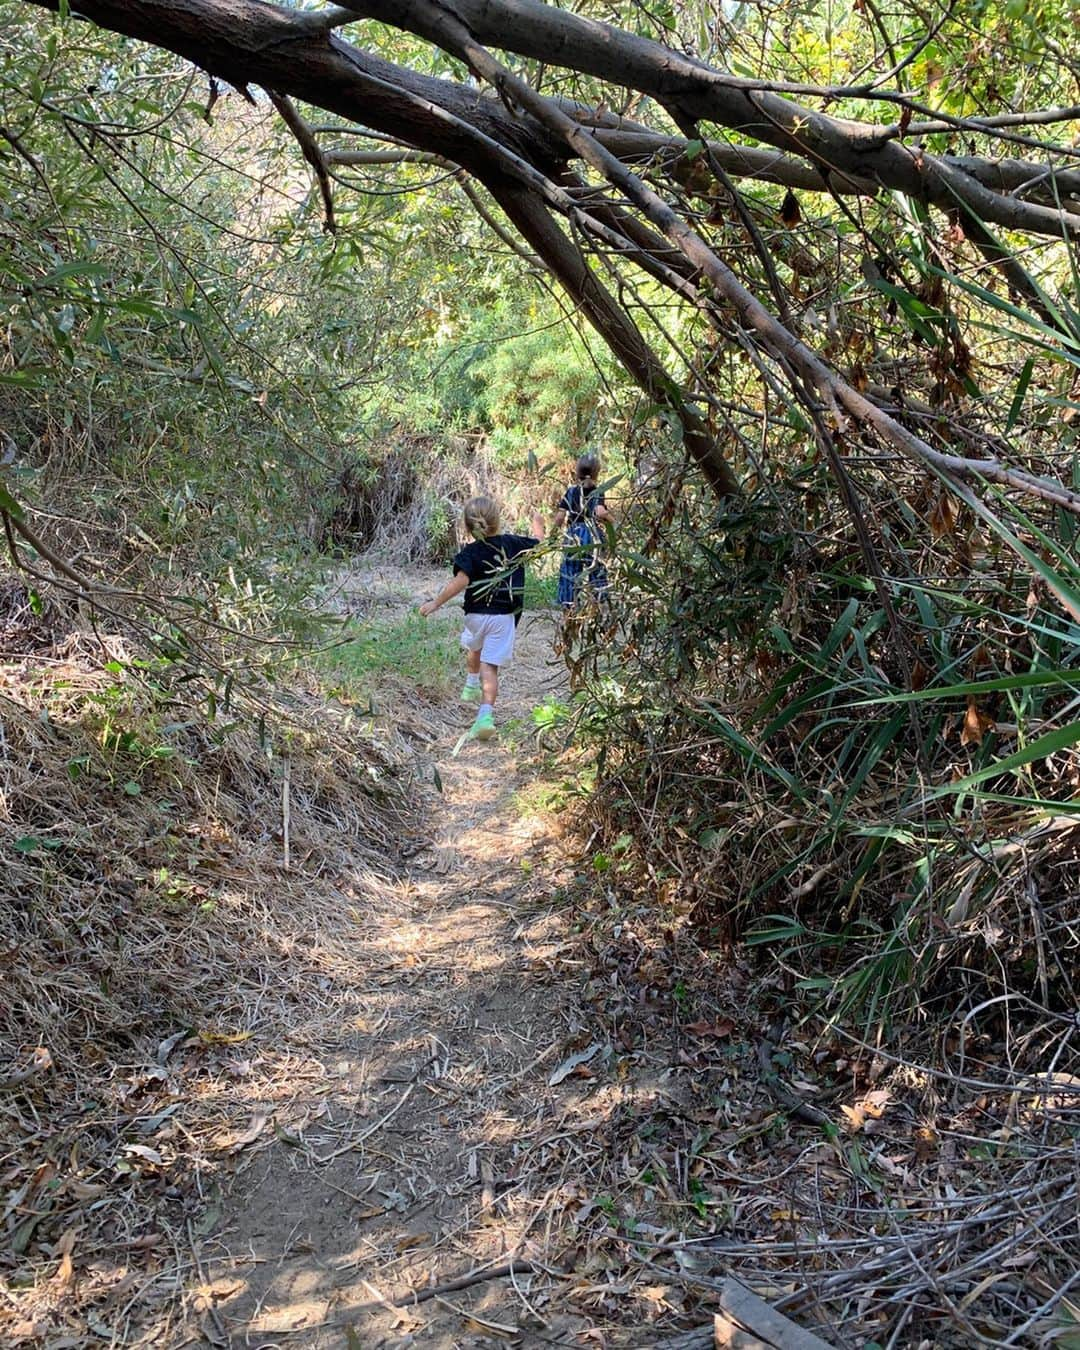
[460,612,516,667]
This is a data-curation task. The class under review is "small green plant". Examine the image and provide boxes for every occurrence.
[531,696,571,733]
[687,1176,709,1220]
[523,569,558,611]
[319,610,459,700]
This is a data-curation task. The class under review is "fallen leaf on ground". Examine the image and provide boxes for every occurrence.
[55,1226,77,1285]
[549,1042,602,1086]
[841,1088,892,1132]
[227,1111,269,1154]
[122,1144,164,1165]
[197,1029,253,1046]
[684,1019,734,1038]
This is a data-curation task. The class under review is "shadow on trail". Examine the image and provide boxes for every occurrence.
[197,595,599,1348]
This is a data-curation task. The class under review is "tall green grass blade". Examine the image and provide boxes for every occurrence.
[926,718,1080,799]
[1005,357,1035,433]
[849,668,1080,705]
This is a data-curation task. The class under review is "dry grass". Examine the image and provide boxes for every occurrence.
[504,879,1080,1348]
[0,596,420,1344]
[3,560,1076,1350]
[319,431,542,565]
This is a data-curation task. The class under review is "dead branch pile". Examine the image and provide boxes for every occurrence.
[516,890,1080,1348]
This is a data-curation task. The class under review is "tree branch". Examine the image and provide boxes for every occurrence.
[340,0,1080,240]
[344,0,1080,520]
[266,89,336,231]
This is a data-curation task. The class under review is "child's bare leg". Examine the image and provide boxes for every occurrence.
[465,649,481,676]
[480,661,499,708]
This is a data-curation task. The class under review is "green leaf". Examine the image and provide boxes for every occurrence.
[928,264,1080,354]
[944,476,1080,623]
[38,260,111,286]
[851,668,1080,705]
[0,370,45,388]
[123,780,142,796]
[1005,357,1034,433]
[0,482,24,519]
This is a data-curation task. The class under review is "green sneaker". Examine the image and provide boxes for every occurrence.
[461,681,481,703]
[468,710,496,741]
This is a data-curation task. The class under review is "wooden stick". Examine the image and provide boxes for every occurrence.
[394,1259,552,1307]
[282,755,291,871]
[715,1279,835,1349]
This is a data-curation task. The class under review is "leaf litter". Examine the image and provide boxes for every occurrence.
[3,569,1078,1348]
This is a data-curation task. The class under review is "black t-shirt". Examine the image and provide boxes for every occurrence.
[558,484,606,524]
[453,533,539,615]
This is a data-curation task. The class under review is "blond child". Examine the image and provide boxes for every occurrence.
[419,496,544,740]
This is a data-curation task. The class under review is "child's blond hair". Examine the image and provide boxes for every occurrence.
[464,495,500,538]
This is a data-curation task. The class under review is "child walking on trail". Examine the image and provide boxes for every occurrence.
[418,495,544,742]
[554,452,612,609]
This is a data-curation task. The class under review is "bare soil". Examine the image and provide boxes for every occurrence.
[199,571,598,1347]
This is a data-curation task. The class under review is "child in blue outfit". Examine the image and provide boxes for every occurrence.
[419,495,544,741]
[554,453,612,608]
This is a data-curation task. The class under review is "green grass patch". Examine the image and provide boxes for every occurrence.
[320,610,460,701]
[523,568,558,611]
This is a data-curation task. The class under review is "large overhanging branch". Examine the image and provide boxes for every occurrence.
[17,0,746,491]
[339,0,1080,242]
[17,0,1080,519]
[588,130,1080,214]
[318,0,1080,521]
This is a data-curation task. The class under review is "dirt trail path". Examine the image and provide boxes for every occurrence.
[203,570,594,1348]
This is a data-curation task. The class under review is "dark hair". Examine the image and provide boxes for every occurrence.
[576,453,600,493]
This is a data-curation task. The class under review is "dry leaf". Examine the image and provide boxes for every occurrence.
[197,1029,253,1046]
[1,1045,53,1090]
[840,1103,867,1132]
[961,696,995,747]
[122,1144,164,1165]
[549,1042,602,1086]
[914,1125,939,1162]
[227,1111,269,1154]
[862,1088,892,1118]
[843,1088,892,1132]
[929,490,956,539]
[55,1227,77,1286]
[685,1019,734,1038]
[65,1179,106,1200]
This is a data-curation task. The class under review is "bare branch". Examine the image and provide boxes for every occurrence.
[266,89,336,232]
[325,147,450,167]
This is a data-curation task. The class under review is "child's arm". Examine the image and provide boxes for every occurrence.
[418,571,468,617]
[595,502,613,523]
